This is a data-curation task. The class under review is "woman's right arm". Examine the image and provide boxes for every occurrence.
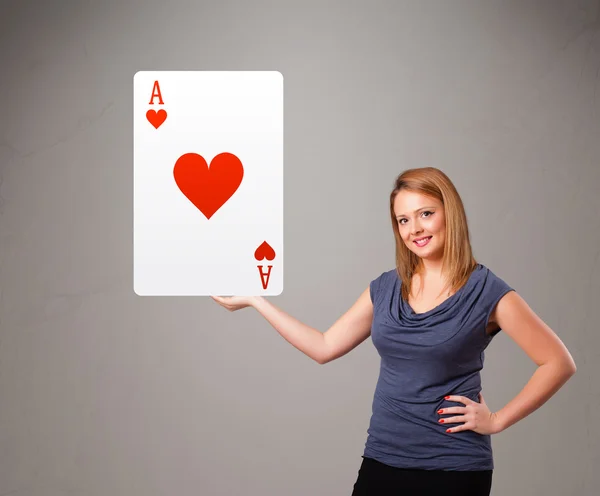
[249,287,373,364]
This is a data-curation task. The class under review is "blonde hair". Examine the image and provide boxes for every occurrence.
[389,167,478,301]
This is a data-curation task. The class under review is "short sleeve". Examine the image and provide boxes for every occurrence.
[482,268,515,335]
[369,271,388,305]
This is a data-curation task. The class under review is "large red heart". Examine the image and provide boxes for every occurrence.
[146,109,167,129]
[173,152,244,219]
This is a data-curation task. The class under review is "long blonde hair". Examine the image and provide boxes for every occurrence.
[389,167,478,301]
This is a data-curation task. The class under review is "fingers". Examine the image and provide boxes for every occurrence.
[438,415,467,425]
[438,403,472,432]
[438,406,466,415]
[211,295,233,310]
[211,295,247,312]
[444,395,474,405]
[444,423,470,433]
[439,394,492,434]
[212,295,233,304]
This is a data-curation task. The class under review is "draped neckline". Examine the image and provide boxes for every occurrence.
[398,264,482,319]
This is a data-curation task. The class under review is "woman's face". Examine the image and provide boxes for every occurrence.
[393,190,446,260]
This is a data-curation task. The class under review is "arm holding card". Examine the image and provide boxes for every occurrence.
[211,287,373,364]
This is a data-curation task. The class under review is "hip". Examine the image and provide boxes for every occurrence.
[352,456,493,496]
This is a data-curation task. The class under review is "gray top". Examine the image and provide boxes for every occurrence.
[363,263,514,471]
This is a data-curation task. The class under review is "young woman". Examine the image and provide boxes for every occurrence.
[211,167,576,496]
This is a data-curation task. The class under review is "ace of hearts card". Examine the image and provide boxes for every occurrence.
[133,71,283,296]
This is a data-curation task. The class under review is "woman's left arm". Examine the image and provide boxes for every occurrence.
[491,291,577,433]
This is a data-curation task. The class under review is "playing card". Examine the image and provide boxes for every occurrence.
[133,71,283,296]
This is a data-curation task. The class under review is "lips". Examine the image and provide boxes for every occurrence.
[413,236,432,247]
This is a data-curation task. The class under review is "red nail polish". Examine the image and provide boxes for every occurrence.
[445,396,450,400]
[439,419,444,423]
[437,409,443,414]
[446,429,451,433]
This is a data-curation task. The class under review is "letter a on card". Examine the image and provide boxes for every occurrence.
[133,71,284,296]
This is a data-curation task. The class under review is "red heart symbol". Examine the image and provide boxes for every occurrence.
[254,241,276,261]
[173,152,244,219]
[146,109,167,129]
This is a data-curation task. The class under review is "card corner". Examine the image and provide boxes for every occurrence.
[133,283,147,297]
[133,70,144,83]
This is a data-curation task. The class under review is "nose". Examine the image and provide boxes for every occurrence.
[411,221,423,236]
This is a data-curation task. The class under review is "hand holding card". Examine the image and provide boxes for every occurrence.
[210,295,256,311]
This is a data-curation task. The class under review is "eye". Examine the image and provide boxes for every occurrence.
[397,211,434,225]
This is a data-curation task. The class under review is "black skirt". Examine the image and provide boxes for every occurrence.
[351,456,493,496]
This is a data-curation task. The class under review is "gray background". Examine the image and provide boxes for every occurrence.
[0,0,598,494]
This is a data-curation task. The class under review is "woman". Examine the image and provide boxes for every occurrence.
[211,167,576,496]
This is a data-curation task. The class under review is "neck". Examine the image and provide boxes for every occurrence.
[416,257,445,278]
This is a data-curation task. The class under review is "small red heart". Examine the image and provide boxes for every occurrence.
[146,109,167,129]
[173,152,244,219]
[254,241,276,261]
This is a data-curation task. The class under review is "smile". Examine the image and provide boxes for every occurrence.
[414,236,432,247]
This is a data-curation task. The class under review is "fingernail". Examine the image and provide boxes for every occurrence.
[446,429,451,433]
[437,409,443,414]
[439,419,444,423]
[445,396,450,400]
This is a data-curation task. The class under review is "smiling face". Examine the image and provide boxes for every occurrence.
[393,190,446,261]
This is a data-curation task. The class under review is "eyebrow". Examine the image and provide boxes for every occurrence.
[395,206,437,219]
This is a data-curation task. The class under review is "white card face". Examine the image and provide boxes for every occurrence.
[133,71,283,296]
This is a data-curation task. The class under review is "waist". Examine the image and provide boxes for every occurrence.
[375,368,482,403]
[364,391,493,471]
